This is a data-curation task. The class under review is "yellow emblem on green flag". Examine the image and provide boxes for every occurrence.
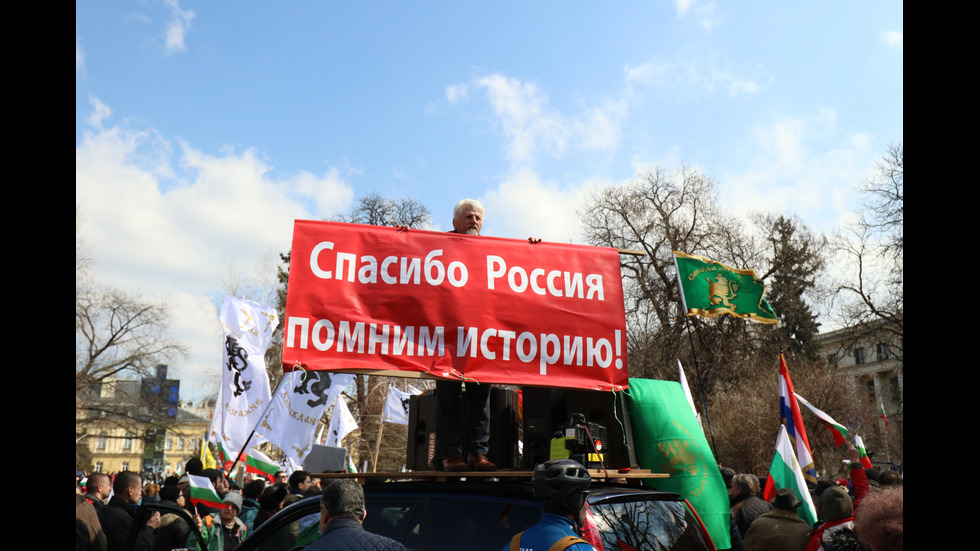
[672,251,778,324]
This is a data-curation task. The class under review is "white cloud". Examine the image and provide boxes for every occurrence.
[882,30,903,49]
[87,96,112,129]
[624,58,770,97]
[163,0,195,54]
[76,103,356,399]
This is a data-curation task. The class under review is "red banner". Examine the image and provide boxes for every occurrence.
[282,220,629,391]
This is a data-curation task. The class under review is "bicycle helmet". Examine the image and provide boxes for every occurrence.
[532,459,591,517]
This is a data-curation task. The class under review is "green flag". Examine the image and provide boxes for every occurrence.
[672,251,778,324]
[627,378,730,550]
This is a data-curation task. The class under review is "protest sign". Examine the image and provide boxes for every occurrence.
[282,220,629,390]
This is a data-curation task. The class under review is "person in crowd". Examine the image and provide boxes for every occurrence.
[143,482,161,503]
[84,473,112,512]
[853,486,902,551]
[742,489,811,551]
[98,470,160,551]
[274,471,288,485]
[76,493,108,551]
[503,458,596,551]
[301,479,405,551]
[153,485,192,551]
[435,198,496,472]
[729,473,773,539]
[193,492,248,551]
[878,470,902,487]
[239,478,266,531]
[288,470,313,497]
[805,446,872,551]
[254,484,288,529]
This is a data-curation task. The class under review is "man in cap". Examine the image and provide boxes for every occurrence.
[743,488,812,551]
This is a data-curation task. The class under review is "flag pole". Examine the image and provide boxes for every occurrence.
[682,315,718,457]
[372,380,391,472]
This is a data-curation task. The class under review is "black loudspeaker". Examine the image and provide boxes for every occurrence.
[407,387,522,470]
[520,387,638,470]
[406,391,438,471]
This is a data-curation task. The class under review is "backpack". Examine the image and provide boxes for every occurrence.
[509,532,590,551]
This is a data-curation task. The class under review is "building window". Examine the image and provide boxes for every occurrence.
[122,462,130,472]
[177,438,186,451]
[854,347,867,365]
[827,352,838,368]
[97,433,108,451]
[165,438,173,450]
[122,432,134,450]
[95,462,103,473]
[876,343,888,361]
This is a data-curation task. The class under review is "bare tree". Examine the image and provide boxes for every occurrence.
[579,166,844,470]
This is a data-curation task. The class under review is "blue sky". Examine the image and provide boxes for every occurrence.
[76,1,903,400]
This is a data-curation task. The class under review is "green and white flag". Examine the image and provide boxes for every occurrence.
[187,474,228,510]
[794,392,849,447]
[762,425,817,526]
[672,252,778,324]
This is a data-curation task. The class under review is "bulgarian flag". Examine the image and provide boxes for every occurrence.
[246,449,279,483]
[854,435,873,469]
[778,355,816,483]
[187,474,229,510]
[794,392,849,447]
[879,400,889,431]
[763,425,817,526]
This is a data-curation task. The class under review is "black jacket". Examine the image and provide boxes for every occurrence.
[302,518,405,551]
[97,496,155,551]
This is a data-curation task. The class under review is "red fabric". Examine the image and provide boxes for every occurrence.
[282,220,629,390]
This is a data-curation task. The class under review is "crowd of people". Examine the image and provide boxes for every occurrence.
[719,445,903,551]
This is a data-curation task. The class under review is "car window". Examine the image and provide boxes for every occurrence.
[589,498,712,551]
[364,502,422,551]
[425,497,540,551]
[246,508,321,551]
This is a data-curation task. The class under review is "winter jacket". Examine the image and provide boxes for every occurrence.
[97,496,155,551]
[743,508,811,551]
[302,517,406,551]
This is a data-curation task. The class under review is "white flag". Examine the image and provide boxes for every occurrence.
[258,370,354,467]
[209,296,279,460]
[678,360,703,429]
[326,394,358,448]
[383,385,422,425]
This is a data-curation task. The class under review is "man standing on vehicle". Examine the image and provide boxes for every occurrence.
[97,470,160,551]
[302,479,405,551]
[504,459,597,551]
[435,198,497,472]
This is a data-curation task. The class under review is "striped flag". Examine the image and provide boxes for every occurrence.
[879,400,889,431]
[245,449,279,482]
[794,392,849,447]
[187,474,228,510]
[762,425,818,526]
[778,355,816,483]
[854,435,873,469]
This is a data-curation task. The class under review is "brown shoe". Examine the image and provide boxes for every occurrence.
[442,454,467,472]
[467,453,497,471]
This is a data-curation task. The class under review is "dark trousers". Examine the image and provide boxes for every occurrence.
[435,380,492,457]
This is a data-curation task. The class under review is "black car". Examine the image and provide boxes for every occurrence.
[234,478,716,551]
